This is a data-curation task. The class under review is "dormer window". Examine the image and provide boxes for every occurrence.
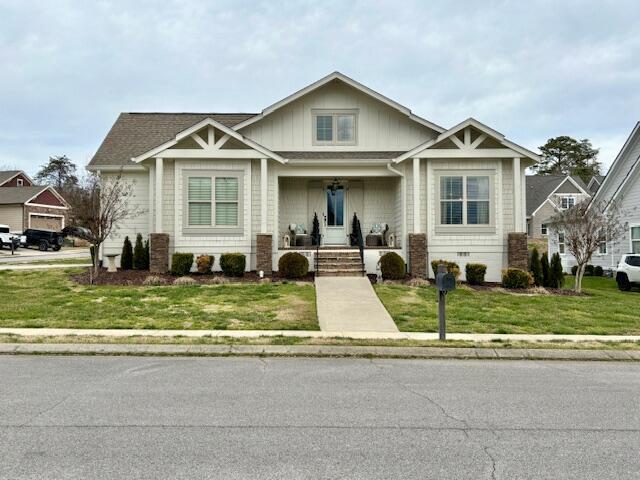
[313,110,357,145]
[16,178,23,186]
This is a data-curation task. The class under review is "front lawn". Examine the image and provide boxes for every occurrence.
[375,276,640,335]
[0,268,318,330]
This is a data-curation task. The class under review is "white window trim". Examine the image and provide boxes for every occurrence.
[182,170,244,235]
[541,223,548,235]
[312,109,358,146]
[557,231,566,255]
[434,170,495,234]
[559,195,576,210]
[16,178,24,186]
[631,224,640,254]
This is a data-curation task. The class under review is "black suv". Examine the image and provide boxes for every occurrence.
[23,229,65,251]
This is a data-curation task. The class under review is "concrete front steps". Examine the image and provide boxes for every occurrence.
[316,250,364,277]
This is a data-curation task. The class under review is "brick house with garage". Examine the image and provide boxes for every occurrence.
[0,170,69,232]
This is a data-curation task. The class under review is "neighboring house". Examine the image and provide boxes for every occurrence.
[0,170,69,232]
[87,72,539,281]
[548,122,640,271]
[587,175,605,194]
[526,175,591,240]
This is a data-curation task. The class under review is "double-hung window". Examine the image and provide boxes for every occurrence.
[185,171,242,233]
[558,232,566,254]
[560,196,575,209]
[541,223,548,235]
[439,174,491,226]
[632,226,640,254]
[313,111,357,145]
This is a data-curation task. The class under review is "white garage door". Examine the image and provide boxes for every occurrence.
[30,215,63,231]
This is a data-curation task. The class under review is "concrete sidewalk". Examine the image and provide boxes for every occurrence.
[0,263,91,270]
[1,327,639,343]
[0,342,638,360]
[315,276,399,332]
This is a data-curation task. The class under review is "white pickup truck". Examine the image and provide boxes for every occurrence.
[616,254,640,291]
[0,224,21,250]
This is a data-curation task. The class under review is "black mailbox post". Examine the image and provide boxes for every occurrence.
[435,264,456,340]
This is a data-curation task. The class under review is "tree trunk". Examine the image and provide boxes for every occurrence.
[92,242,101,284]
[574,263,585,293]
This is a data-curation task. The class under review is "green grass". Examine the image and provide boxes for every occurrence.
[375,276,640,335]
[0,268,318,330]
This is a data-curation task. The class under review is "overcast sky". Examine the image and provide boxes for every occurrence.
[1,0,639,175]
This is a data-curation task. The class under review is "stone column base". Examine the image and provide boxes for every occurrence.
[149,233,170,274]
[507,232,528,270]
[408,233,427,278]
[256,234,273,276]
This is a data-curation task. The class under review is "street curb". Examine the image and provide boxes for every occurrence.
[1,343,639,361]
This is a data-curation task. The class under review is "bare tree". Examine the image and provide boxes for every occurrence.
[549,200,625,293]
[69,171,143,282]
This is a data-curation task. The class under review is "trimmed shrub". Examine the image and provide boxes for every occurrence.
[133,233,146,270]
[220,253,246,277]
[142,275,168,286]
[465,263,487,285]
[171,253,194,276]
[173,276,197,286]
[529,247,543,286]
[121,236,133,270]
[196,255,214,274]
[430,259,461,280]
[584,264,595,276]
[571,265,578,276]
[594,265,604,277]
[379,252,406,280]
[501,268,532,289]
[541,252,551,287]
[550,253,564,288]
[278,252,309,279]
[143,239,150,270]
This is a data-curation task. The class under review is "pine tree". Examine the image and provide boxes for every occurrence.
[121,236,133,270]
[311,212,320,246]
[133,233,145,270]
[529,247,543,286]
[541,252,551,287]
[550,253,564,289]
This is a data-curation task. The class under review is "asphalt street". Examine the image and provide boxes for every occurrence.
[0,356,639,479]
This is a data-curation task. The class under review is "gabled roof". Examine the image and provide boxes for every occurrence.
[88,113,257,167]
[593,121,640,207]
[0,170,34,187]
[394,118,540,163]
[231,71,445,134]
[526,175,590,216]
[0,186,47,205]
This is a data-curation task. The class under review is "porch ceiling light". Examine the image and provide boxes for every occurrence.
[329,177,341,192]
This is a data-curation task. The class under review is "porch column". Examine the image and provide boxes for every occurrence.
[260,157,268,232]
[148,164,155,234]
[155,157,163,232]
[513,157,522,232]
[413,157,421,232]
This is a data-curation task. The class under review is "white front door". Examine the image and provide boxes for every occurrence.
[324,185,346,244]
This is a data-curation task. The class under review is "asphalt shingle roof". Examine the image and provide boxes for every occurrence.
[277,151,405,160]
[89,113,258,167]
[0,171,22,186]
[0,186,47,205]
[525,175,588,216]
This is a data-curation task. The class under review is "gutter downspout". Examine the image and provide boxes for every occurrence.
[387,163,407,260]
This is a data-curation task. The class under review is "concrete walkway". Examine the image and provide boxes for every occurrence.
[1,328,640,343]
[314,276,399,332]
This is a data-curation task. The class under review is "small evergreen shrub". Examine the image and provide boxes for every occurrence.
[278,252,309,279]
[133,233,146,270]
[143,239,150,270]
[196,255,214,274]
[541,252,551,287]
[379,252,405,280]
[173,276,197,286]
[501,268,532,289]
[220,253,246,277]
[584,264,595,276]
[529,247,543,286]
[121,236,133,270]
[550,253,564,288]
[430,259,461,280]
[171,253,194,276]
[465,263,487,285]
[594,265,604,277]
[571,265,578,276]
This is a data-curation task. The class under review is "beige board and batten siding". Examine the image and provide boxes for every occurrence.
[240,81,437,151]
[0,204,24,232]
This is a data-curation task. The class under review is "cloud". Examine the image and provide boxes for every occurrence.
[0,0,638,174]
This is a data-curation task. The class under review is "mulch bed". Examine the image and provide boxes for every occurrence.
[70,268,315,286]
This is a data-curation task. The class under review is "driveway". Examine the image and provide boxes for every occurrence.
[0,357,638,479]
[0,246,89,264]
